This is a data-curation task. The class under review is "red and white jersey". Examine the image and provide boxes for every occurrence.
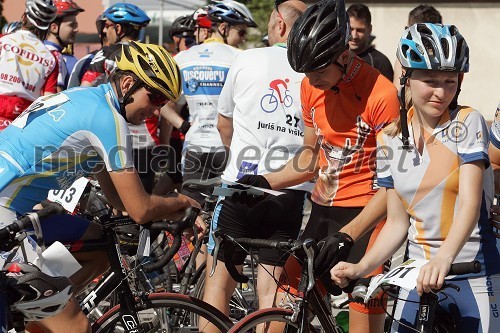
[0,30,57,100]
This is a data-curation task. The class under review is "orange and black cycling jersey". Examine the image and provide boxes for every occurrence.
[302,57,399,207]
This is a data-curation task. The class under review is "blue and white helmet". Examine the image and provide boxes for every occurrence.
[208,1,257,27]
[397,23,469,73]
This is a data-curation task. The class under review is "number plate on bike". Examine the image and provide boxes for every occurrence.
[365,259,428,302]
[47,177,89,213]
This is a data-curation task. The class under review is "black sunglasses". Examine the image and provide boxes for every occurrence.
[143,85,168,107]
[231,26,247,37]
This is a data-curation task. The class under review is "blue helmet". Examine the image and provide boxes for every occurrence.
[397,23,469,73]
[208,1,257,27]
[103,2,150,27]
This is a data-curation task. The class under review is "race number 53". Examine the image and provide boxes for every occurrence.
[47,177,89,213]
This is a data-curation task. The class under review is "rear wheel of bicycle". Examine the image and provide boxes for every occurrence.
[92,292,233,333]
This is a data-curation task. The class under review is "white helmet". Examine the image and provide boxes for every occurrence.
[208,1,257,27]
[25,0,57,30]
[6,263,73,321]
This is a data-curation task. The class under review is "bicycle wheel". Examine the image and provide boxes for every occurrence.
[228,308,298,333]
[194,265,257,321]
[92,292,233,333]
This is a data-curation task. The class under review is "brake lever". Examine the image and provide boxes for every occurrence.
[302,238,316,292]
[210,228,223,277]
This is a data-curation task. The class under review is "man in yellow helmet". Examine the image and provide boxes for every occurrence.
[0,41,201,333]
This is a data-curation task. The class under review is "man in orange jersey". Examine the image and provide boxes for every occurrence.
[234,0,399,331]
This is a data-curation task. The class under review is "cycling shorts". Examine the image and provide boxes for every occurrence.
[392,274,500,333]
[207,187,306,266]
[282,199,387,314]
[181,150,228,205]
[133,148,156,194]
[0,205,90,268]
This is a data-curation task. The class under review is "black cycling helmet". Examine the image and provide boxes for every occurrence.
[169,15,195,39]
[287,0,350,73]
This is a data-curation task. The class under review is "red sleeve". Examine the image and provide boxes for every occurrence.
[81,70,101,85]
[41,56,58,94]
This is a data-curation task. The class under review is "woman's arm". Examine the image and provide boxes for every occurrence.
[332,188,409,286]
[416,160,484,295]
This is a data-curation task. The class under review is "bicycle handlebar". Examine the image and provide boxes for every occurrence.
[141,207,200,273]
[0,201,65,248]
[344,260,482,307]
[210,229,317,291]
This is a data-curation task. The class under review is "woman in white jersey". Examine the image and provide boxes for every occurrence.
[331,23,500,332]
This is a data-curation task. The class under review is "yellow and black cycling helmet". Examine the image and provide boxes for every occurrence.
[117,41,181,102]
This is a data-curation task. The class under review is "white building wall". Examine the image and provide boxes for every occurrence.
[354,2,500,120]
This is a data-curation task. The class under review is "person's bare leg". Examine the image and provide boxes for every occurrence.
[71,251,110,295]
[70,221,110,294]
[199,254,240,333]
[257,264,283,309]
[256,264,285,333]
[349,310,385,333]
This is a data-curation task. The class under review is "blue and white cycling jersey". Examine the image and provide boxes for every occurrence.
[0,83,134,214]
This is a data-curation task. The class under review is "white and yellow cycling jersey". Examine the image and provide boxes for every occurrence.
[377,106,499,278]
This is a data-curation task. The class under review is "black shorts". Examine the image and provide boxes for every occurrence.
[210,189,306,266]
[301,199,374,264]
[133,148,155,194]
[181,150,228,204]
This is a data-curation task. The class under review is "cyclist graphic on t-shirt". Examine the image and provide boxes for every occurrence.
[260,78,293,113]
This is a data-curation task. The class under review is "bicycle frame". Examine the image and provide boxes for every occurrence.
[72,216,146,333]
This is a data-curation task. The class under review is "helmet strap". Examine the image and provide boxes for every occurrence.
[449,74,463,111]
[115,77,142,123]
[54,21,67,47]
[329,60,348,93]
[218,23,229,44]
[399,69,412,150]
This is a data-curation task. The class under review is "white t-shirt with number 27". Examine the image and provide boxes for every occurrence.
[218,45,313,192]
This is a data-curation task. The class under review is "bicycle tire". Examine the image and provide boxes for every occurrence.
[92,292,233,333]
[228,308,299,333]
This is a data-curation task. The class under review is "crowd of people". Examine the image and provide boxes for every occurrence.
[0,0,499,332]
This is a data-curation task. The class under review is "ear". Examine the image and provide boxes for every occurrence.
[367,24,373,35]
[120,75,135,94]
[114,23,122,35]
[49,21,58,33]
[218,22,227,35]
[278,17,286,37]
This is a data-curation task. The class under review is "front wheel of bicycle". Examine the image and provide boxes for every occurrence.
[228,308,299,333]
[92,292,233,333]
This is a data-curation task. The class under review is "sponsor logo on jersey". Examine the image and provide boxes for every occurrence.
[0,41,55,67]
[181,65,228,95]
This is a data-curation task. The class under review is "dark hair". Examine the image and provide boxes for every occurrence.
[21,13,47,40]
[347,3,371,25]
[408,5,442,26]
[108,68,139,85]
